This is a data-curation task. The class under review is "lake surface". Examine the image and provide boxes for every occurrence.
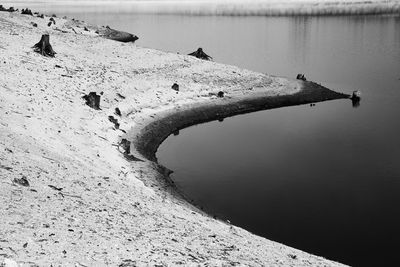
[9,2,400,266]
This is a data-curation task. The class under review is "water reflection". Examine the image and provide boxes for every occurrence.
[157,15,400,267]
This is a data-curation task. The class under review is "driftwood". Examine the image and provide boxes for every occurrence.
[98,26,139,43]
[82,92,101,110]
[33,34,56,57]
[188,48,212,60]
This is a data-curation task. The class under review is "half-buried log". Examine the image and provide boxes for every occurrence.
[98,26,139,43]
[33,34,56,57]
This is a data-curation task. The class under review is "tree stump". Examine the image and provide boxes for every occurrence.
[296,74,307,81]
[351,90,361,108]
[21,8,33,15]
[82,92,101,110]
[188,48,212,60]
[33,34,56,57]
[171,83,179,91]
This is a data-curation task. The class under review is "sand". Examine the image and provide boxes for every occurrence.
[0,10,348,266]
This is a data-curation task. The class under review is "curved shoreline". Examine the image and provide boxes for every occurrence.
[0,10,350,266]
[131,81,350,163]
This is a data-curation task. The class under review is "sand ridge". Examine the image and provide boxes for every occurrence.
[0,11,347,266]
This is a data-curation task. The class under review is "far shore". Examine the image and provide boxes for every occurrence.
[0,7,349,266]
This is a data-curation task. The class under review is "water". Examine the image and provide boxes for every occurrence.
[7,2,400,265]
[151,15,400,267]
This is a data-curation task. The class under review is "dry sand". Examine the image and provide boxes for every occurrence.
[0,10,348,266]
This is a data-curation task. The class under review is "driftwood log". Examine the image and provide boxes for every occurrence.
[98,26,139,43]
[188,48,212,60]
[33,34,56,57]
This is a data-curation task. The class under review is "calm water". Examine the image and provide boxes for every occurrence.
[10,2,400,265]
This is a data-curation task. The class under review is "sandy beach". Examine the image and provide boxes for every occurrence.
[0,9,349,266]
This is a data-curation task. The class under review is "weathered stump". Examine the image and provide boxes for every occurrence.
[33,34,56,57]
[171,83,179,91]
[82,92,101,110]
[188,48,212,60]
[296,74,307,81]
[21,8,33,15]
[351,90,361,108]
[119,139,131,154]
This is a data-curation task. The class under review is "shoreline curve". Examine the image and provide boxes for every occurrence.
[131,81,350,163]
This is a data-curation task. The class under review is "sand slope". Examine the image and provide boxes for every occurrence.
[0,11,347,266]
